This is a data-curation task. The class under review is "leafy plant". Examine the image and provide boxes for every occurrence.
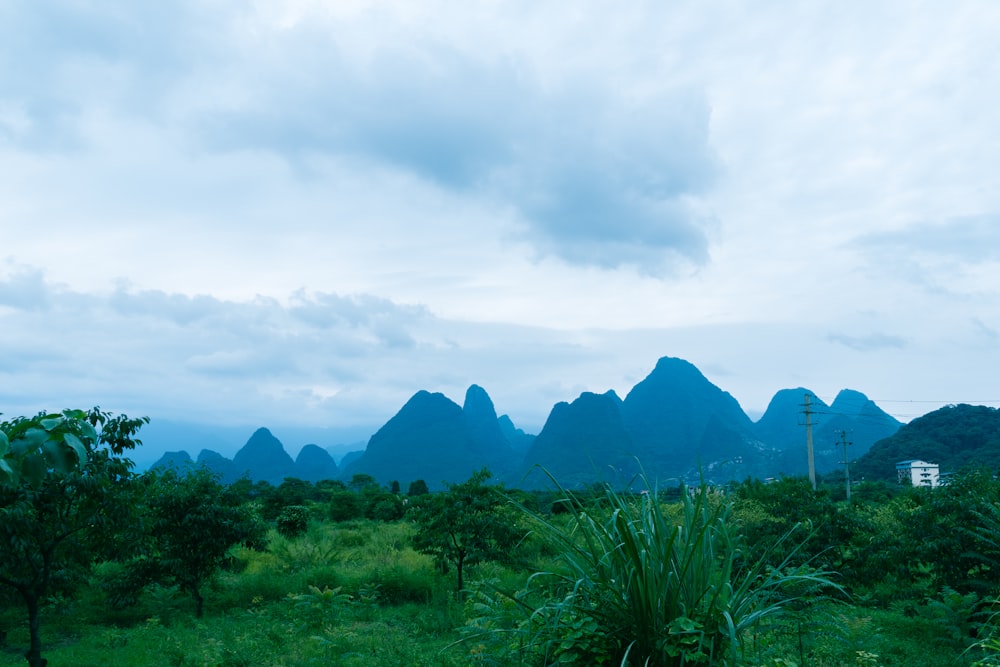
[0,408,147,667]
[466,473,839,666]
[130,467,267,617]
[276,505,311,539]
[410,468,524,593]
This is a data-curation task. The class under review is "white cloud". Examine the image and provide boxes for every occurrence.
[2,0,1000,442]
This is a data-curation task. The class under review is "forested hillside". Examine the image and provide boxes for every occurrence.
[855,404,1000,481]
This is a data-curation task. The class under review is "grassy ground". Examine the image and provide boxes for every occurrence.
[0,519,984,666]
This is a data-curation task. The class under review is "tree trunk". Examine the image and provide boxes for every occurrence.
[456,551,465,594]
[193,586,204,618]
[24,592,46,667]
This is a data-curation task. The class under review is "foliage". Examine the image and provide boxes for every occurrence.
[0,408,147,667]
[130,467,267,617]
[410,468,524,592]
[329,490,365,522]
[276,505,311,539]
[466,475,839,666]
[408,479,430,496]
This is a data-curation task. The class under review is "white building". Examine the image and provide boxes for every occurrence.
[896,460,940,488]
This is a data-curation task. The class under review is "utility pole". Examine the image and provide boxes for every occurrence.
[803,393,816,490]
[839,430,853,503]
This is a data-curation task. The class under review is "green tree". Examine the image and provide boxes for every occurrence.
[0,408,147,667]
[328,489,363,522]
[409,468,522,592]
[136,467,265,617]
[407,479,430,496]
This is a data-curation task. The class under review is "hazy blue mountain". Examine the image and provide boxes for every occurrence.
[196,449,242,485]
[340,387,525,489]
[498,414,535,454]
[341,390,477,490]
[463,384,518,476]
[294,444,339,482]
[149,450,195,471]
[337,450,364,468]
[753,388,901,476]
[134,419,376,471]
[854,404,1000,481]
[232,427,298,485]
[621,356,758,479]
[132,355,908,490]
[518,391,638,489]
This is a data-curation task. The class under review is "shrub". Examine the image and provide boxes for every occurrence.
[466,474,839,666]
[276,505,310,539]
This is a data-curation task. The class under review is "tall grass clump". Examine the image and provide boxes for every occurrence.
[465,473,839,666]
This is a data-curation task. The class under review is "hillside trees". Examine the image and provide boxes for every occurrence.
[410,468,523,592]
[0,408,147,667]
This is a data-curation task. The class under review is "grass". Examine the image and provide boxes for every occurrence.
[0,511,987,666]
[465,476,841,666]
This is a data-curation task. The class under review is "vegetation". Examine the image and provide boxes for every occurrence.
[466,475,837,665]
[125,468,267,617]
[0,409,148,667]
[6,410,1000,665]
[409,468,523,592]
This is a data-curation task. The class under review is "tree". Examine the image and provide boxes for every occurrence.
[0,408,147,667]
[136,467,265,617]
[409,468,522,592]
[407,479,430,496]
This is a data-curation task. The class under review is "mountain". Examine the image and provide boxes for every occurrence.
[463,385,518,477]
[149,450,195,471]
[498,415,535,454]
[294,444,339,482]
[621,356,759,479]
[232,427,298,485]
[196,449,242,485]
[341,389,520,490]
[854,404,1000,481]
[137,355,909,490]
[519,391,638,489]
[753,389,901,476]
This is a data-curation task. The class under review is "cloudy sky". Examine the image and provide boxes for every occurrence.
[2,1,999,447]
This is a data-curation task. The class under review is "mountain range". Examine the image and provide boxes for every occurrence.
[151,355,904,489]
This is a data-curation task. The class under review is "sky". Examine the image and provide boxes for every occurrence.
[2,1,1000,450]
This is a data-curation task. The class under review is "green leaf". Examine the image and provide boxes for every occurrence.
[63,433,87,464]
[39,416,64,431]
[0,429,9,457]
[0,457,16,485]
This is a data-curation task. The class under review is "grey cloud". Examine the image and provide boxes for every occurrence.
[0,268,49,310]
[0,1,215,150]
[853,216,1000,264]
[0,272,438,425]
[827,332,908,351]
[192,29,718,273]
[3,4,720,273]
[109,288,222,325]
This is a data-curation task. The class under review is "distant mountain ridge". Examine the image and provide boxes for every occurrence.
[149,355,906,489]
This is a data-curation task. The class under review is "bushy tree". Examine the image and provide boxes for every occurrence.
[407,479,429,496]
[135,468,266,617]
[410,468,522,592]
[0,408,147,667]
[276,505,311,539]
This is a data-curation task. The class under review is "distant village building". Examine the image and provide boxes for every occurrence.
[896,459,940,488]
